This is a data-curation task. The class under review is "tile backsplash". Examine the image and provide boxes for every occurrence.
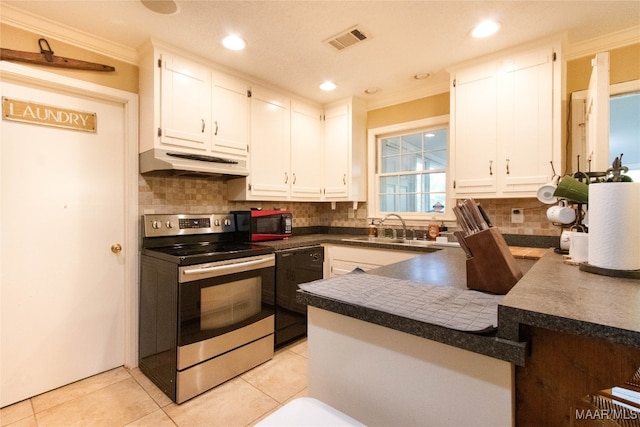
[139,175,561,237]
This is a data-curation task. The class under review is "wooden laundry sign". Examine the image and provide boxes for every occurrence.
[2,97,97,132]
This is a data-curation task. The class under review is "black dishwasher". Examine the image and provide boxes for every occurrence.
[275,246,324,347]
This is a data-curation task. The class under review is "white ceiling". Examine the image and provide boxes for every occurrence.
[3,1,640,108]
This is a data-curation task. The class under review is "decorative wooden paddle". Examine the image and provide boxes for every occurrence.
[0,38,115,72]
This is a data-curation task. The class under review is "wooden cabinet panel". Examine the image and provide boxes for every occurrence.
[515,325,640,426]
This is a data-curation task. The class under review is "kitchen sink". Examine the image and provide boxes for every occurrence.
[341,236,460,248]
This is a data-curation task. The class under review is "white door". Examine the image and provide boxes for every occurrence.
[1,79,126,406]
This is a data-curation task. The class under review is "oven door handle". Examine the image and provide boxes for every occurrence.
[182,256,273,277]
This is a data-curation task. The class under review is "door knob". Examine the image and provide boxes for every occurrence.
[111,244,122,254]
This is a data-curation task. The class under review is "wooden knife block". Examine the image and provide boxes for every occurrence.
[463,228,523,294]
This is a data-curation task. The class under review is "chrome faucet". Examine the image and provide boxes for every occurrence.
[379,213,407,240]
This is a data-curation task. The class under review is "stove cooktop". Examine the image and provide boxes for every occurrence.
[142,241,274,266]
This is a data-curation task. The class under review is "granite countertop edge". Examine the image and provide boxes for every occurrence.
[498,305,640,348]
[297,290,527,366]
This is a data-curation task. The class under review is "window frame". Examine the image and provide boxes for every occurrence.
[367,115,455,222]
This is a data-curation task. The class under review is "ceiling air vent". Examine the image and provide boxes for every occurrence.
[324,25,370,51]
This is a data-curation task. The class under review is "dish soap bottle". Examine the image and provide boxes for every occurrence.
[368,219,378,239]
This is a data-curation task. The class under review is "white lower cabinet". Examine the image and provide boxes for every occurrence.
[324,245,418,278]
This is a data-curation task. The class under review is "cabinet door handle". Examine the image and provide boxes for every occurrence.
[506,159,510,175]
[284,172,289,184]
[343,174,347,185]
[489,160,493,176]
[201,119,205,133]
[293,173,297,184]
[214,121,219,136]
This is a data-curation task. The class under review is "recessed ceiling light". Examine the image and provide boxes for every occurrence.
[364,87,381,95]
[320,81,337,91]
[472,20,501,38]
[222,35,247,51]
[412,73,431,80]
[140,0,179,15]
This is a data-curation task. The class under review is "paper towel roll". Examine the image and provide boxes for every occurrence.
[588,182,640,270]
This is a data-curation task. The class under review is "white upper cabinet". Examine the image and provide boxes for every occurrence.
[159,53,211,150]
[291,101,323,200]
[323,98,367,201]
[139,45,212,153]
[228,96,367,202]
[211,70,250,159]
[243,85,291,199]
[450,41,562,198]
[498,47,556,194]
[139,42,247,161]
[451,62,498,195]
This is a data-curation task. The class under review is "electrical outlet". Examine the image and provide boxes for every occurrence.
[347,208,355,219]
[511,208,524,224]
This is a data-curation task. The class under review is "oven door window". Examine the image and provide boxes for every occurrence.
[200,277,260,330]
[179,268,275,346]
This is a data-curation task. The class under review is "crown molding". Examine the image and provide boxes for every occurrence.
[0,4,139,65]
[566,25,640,60]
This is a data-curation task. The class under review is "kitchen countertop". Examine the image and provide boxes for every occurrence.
[498,249,640,348]
[297,246,534,365]
[277,234,639,366]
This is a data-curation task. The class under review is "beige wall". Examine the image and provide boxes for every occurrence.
[567,43,640,95]
[1,24,139,93]
[367,92,450,129]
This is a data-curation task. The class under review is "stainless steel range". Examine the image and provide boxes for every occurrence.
[138,213,275,403]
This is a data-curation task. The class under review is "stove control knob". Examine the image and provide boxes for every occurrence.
[151,220,161,229]
[213,219,220,226]
[165,221,173,229]
[223,218,231,227]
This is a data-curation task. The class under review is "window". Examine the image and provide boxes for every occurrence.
[610,91,640,182]
[571,75,639,180]
[368,116,452,221]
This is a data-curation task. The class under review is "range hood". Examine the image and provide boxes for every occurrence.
[140,149,249,178]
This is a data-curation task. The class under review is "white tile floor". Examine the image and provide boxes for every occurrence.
[1,339,308,427]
